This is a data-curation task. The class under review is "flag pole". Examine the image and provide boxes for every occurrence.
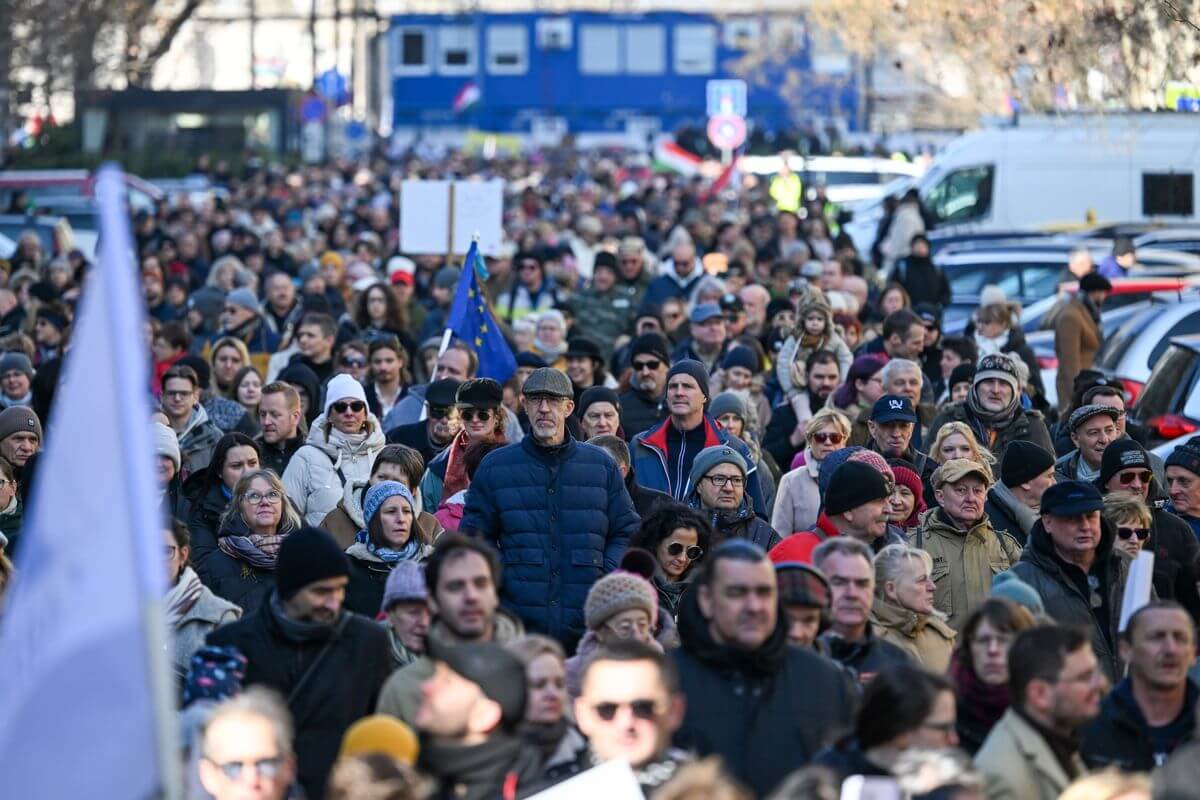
[97,166,183,800]
[437,232,482,358]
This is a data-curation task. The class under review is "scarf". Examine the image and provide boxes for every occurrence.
[974,331,1007,357]
[267,590,341,643]
[991,480,1038,537]
[966,384,1019,433]
[520,718,569,760]
[950,652,1010,736]
[443,428,506,500]
[533,337,567,360]
[354,528,423,564]
[217,531,286,569]
[165,566,205,629]
[418,732,524,799]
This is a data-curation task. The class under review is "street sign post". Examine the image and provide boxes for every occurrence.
[707,113,747,164]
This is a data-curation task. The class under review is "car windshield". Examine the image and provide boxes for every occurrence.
[1097,309,1158,369]
[1135,344,1200,421]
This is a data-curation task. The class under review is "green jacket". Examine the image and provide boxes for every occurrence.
[911,508,1022,632]
[570,276,650,357]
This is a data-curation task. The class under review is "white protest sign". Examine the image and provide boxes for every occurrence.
[526,759,643,799]
[399,179,504,256]
[1118,549,1155,632]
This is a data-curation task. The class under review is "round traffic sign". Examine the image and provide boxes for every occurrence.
[707,113,747,151]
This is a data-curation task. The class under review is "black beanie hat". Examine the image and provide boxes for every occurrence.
[1000,441,1056,488]
[275,526,350,600]
[430,641,528,730]
[1165,435,1200,478]
[948,363,976,391]
[629,332,670,365]
[1097,439,1152,490]
[824,461,892,516]
[666,359,711,402]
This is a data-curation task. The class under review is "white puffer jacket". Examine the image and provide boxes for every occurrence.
[282,413,387,526]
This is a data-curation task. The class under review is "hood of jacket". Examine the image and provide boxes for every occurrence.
[305,412,386,459]
[675,576,787,675]
[663,258,704,288]
[179,402,213,439]
[871,596,953,639]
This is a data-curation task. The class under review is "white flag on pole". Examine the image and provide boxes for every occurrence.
[0,165,179,798]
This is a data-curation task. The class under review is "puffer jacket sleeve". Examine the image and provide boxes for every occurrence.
[603,462,638,572]
[459,458,501,542]
[282,448,312,519]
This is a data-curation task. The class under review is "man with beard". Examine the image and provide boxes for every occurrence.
[914,459,1021,631]
[206,527,392,798]
[387,378,462,465]
[672,540,857,797]
[763,350,840,470]
[928,353,1054,458]
[1081,601,1198,771]
[255,381,305,476]
[619,333,670,440]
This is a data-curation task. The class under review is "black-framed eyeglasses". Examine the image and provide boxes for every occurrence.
[666,541,703,560]
[704,474,744,489]
[1117,526,1150,541]
[203,755,285,782]
[460,408,493,422]
[331,400,366,414]
[592,699,659,722]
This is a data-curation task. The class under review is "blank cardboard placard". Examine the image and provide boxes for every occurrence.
[399,180,504,257]
[1118,549,1155,632]
[526,759,643,799]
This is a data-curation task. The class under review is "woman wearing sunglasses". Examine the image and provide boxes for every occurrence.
[772,408,851,536]
[419,378,508,513]
[1103,492,1153,561]
[629,504,713,622]
[282,373,386,526]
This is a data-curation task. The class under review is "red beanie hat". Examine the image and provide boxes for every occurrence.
[888,460,926,528]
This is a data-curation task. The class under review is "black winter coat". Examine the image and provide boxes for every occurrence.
[671,586,858,798]
[928,401,1055,459]
[460,433,638,647]
[1010,518,1129,681]
[256,433,304,478]
[817,626,912,684]
[206,598,392,800]
[619,388,665,442]
[186,479,232,583]
[626,470,672,518]
[201,514,282,616]
[1081,678,1199,772]
[1146,503,1200,625]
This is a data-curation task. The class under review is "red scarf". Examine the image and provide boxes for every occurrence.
[441,427,507,500]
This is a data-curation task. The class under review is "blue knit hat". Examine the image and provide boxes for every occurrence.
[990,571,1045,617]
[363,481,416,527]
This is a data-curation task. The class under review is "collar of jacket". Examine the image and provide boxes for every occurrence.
[639,414,723,458]
[426,609,524,651]
[871,597,954,639]
[521,429,577,461]
[920,507,995,544]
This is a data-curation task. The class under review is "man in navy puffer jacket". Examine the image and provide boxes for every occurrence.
[460,367,638,649]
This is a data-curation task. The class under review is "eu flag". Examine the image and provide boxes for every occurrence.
[445,241,517,382]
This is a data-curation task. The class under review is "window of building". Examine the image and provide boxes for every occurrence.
[394,27,431,75]
[487,25,527,74]
[624,25,665,74]
[438,26,476,75]
[1144,172,1194,216]
[674,24,716,75]
[579,25,620,74]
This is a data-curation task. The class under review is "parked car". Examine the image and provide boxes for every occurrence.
[0,214,76,260]
[740,155,924,207]
[1092,298,1200,407]
[0,169,162,214]
[1130,335,1200,445]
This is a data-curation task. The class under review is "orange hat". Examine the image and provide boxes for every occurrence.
[338,715,419,766]
[320,251,345,269]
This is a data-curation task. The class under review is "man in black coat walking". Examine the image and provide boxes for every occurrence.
[671,539,857,797]
[206,527,393,799]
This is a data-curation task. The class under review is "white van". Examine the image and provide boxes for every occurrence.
[844,114,1200,253]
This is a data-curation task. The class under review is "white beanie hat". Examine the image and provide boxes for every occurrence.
[152,421,181,472]
[323,373,368,417]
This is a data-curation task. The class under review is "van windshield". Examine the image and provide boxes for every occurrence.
[924,165,994,225]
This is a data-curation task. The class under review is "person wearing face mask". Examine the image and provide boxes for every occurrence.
[343,481,433,617]
[913,459,1021,632]
[869,544,957,671]
[207,527,393,799]
[508,635,589,785]
[282,373,387,526]
[928,353,1053,459]
[951,597,1037,755]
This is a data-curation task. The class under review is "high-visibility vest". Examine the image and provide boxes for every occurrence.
[770,173,803,213]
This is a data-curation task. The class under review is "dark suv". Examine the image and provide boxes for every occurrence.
[1131,335,1200,444]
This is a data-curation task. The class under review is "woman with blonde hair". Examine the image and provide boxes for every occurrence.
[870,544,957,671]
[930,421,995,471]
[506,634,588,783]
[205,468,302,613]
[772,408,851,535]
[1102,491,1153,560]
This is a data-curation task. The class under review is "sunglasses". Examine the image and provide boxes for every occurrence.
[460,408,493,422]
[341,357,367,368]
[331,400,366,414]
[666,541,703,560]
[810,432,844,445]
[1117,470,1152,486]
[632,358,663,372]
[205,756,285,782]
[1117,526,1150,541]
[592,699,659,722]
[428,405,453,420]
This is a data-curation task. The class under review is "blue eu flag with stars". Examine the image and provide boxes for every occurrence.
[445,241,517,382]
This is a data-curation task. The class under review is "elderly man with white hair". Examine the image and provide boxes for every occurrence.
[872,357,938,450]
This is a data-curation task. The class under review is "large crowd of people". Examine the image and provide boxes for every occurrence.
[2,148,1199,800]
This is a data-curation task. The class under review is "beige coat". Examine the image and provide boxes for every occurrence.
[1054,296,1101,414]
[375,610,524,724]
[911,509,1022,632]
[870,598,957,673]
[975,709,1085,800]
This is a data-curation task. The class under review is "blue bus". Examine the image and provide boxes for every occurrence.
[384,11,861,144]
